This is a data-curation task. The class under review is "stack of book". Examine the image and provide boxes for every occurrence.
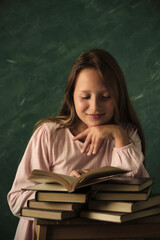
[21,166,160,223]
[21,184,88,220]
[81,177,160,223]
[21,166,128,220]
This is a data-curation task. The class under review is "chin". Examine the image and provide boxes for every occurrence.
[87,122,104,127]
[87,120,111,127]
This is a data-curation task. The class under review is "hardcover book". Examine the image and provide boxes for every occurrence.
[94,187,151,201]
[35,191,88,203]
[21,207,78,220]
[81,205,160,223]
[27,166,129,192]
[27,199,84,211]
[89,194,160,213]
[91,177,153,192]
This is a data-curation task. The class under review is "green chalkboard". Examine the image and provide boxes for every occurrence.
[0,0,160,239]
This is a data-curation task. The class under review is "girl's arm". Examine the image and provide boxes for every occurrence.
[73,125,149,177]
[7,124,52,216]
[73,125,130,156]
[112,127,149,177]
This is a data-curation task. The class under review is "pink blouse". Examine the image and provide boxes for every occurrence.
[7,122,149,240]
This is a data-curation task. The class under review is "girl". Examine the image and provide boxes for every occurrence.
[8,49,149,240]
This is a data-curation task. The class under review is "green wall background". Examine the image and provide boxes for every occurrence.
[0,0,160,239]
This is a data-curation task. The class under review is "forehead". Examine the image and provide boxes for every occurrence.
[75,68,108,91]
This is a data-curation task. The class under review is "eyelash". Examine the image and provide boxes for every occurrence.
[81,96,111,100]
[81,96,90,99]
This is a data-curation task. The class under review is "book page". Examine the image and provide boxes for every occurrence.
[28,170,76,191]
[74,166,129,189]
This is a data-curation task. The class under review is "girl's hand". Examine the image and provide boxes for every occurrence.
[73,126,112,156]
[69,169,89,178]
[73,125,130,156]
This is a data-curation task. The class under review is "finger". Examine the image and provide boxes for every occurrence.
[69,170,81,178]
[72,129,89,141]
[82,169,90,173]
[87,137,102,156]
[72,133,84,141]
[92,138,103,155]
[81,134,92,153]
[87,137,96,156]
[87,144,94,156]
[77,169,88,175]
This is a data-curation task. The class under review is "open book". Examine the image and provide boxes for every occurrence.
[28,166,129,192]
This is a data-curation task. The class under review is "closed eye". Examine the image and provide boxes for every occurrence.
[101,95,111,99]
[81,96,90,99]
[81,96,111,100]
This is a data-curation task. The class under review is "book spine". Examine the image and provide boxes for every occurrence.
[35,191,39,201]
[27,200,30,208]
[20,208,23,217]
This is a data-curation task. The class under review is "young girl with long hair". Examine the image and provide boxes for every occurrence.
[8,49,149,239]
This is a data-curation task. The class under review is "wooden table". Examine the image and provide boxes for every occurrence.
[32,215,160,240]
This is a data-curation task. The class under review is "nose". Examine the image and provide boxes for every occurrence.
[90,96,100,111]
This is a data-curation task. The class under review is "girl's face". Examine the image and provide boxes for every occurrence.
[73,68,115,131]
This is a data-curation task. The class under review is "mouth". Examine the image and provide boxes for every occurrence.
[86,113,105,119]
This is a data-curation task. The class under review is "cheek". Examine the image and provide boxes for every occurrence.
[106,101,115,114]
[74,99,88,113]
[111,101,115,113]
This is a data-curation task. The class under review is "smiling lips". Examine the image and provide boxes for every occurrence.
[87,113,105,119]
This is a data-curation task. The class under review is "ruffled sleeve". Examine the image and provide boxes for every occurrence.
[111,128,149,177]
[7,124,52,217]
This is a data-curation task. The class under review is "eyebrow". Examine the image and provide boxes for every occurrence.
[79,90,109,93]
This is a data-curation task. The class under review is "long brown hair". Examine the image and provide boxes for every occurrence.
[36,49,145,154]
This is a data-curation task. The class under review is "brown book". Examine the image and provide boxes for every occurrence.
[21,207,78,220]
[23,183,69,192]
[81,205,160,223]
[35,191,88,203]
[27,199,84,211]
[92,177,153,192]
[94,187,151,201]
[88,194,160,213]
[28,166,129,192]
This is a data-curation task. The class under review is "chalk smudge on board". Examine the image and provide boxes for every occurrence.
[132,93,144,101]
[6,59,17,64]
